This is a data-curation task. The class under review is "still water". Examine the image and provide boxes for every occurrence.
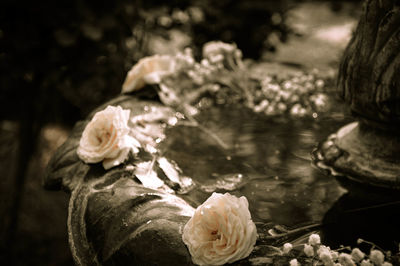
[156,96,400,252]
[158,97,351,231]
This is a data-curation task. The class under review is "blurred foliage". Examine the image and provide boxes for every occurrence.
[0,1,361,264]
[134,0,292,58]
[1,0,133,123]
[0,0,294,123]
[0,0,363,123]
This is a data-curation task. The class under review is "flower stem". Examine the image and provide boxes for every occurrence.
[264,223,321,239]
[185,114,230,150]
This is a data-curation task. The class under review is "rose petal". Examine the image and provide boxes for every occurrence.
[77,105,141,169]
[182,192,257,265]
[122,55,175,93]
[102,147,130,170]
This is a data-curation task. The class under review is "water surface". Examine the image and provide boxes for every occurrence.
[160,101,352,228]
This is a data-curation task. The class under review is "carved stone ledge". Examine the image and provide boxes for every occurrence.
[313,121,400,190]
[313,0,400,189]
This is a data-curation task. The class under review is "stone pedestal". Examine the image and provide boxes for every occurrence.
[314,121,400,189]
[313,0,400,189]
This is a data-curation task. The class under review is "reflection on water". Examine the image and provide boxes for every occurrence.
[322,177,400,252]
[160,99,351,229]
[157,94,400,251]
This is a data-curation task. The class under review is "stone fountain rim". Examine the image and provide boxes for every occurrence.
[312,121,400,190]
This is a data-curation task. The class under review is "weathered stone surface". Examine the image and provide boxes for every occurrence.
[44,95,198,265]
[68,175,195,266]
[44,94,172,192]
[314,0,400,189]
[313,122,400,189]
[322,186,400,252]
[338,0,400,127]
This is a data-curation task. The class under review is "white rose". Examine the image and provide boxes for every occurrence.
[77,105,141,169]
[122,54,176,93]
[182,192,257,265]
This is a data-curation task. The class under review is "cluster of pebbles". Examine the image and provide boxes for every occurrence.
[251,72,330,117]
[187,42,333,118]
[210,68,332,118]
[123,42,334,120]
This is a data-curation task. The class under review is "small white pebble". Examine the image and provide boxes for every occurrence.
[304,82,314,91]
[277,102,287,112]
[282,81,292,90]
[253,100,269,113]
[360,259,373,266]
[317,245,330,255]
[351,248,365,262]
[331,251,339,261]
[338,253,356,266]
[290,258,300,266]
[289,94,300,103]
[308,233,321,246]
[319,251,334,265]
[279,90,291,101]
[264,105,276,115]
[304,244,314,257]
[370,250,385,265]
[282,243,293,254]
[315,79,325,88]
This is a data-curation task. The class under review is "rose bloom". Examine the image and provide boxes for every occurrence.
[77,105,141,169]
[182,192,257,265]
[122,54,175,93]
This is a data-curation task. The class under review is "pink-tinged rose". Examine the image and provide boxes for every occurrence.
[182,192,257,265]
[77,105,141,169]
[122,54,175,93]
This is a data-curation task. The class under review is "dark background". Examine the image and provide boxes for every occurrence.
[0,0,361,265]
